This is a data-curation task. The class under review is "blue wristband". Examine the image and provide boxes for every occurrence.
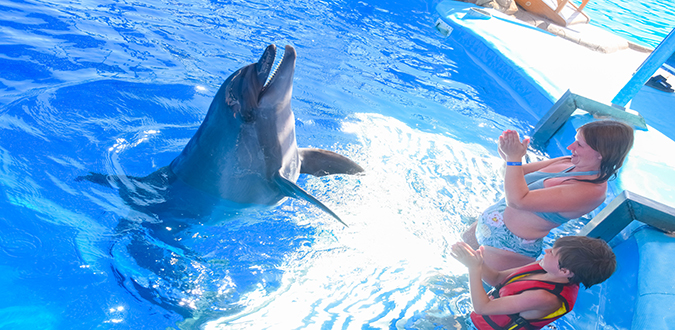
[506,161,522,166]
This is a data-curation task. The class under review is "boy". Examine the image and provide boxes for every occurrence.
[451,236,616,330]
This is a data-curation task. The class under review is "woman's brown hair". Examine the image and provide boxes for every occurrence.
[578,120,634,183]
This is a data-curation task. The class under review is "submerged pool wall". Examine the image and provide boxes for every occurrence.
[435,1,675,329]
[434,1,554,122]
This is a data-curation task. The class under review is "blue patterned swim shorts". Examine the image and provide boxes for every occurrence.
[475,202,544,259]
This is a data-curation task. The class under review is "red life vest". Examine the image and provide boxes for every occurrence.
[470,263,579,330]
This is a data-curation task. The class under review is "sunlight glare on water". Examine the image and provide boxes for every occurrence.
[200,112,505,328]
[2,0,673,328]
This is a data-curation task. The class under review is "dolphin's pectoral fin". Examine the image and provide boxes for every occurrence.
[298,148,365,177]
[273,172,349,227]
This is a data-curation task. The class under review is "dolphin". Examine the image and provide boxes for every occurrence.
[78,44,363,226]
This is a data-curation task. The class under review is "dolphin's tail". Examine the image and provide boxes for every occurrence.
[273,172,349,227]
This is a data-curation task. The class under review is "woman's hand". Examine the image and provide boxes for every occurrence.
[498,142,507,160]
[499,130,529,161]
[451,242,484,271]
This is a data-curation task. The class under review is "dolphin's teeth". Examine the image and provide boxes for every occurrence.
[264,48,285,89]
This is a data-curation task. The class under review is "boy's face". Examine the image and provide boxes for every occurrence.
[540,248,572,279]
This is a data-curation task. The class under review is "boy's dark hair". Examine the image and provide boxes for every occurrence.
[554,236,616,288]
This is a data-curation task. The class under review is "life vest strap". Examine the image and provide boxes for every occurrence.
[506,314,536,330]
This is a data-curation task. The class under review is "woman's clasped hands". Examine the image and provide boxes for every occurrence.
[498,130,529,161]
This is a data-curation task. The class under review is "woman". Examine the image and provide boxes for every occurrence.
[463,120,634,271]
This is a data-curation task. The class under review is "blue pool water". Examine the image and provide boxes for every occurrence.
[0,0,673,329]
[585,0,675,48]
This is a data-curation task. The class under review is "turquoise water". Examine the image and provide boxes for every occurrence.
[585,0,675,48]
[0,0,673,329]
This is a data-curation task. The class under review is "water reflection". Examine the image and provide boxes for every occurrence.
[1,0,532,328]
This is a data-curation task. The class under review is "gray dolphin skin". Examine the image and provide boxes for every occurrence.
[79,44,363,226]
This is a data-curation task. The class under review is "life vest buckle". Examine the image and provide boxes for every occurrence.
[507,315,535,330]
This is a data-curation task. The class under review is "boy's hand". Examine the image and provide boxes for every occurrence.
[451,242,484,270]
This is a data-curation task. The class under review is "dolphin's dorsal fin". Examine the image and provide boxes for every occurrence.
[273,172,349,227]
[298,148,364,177]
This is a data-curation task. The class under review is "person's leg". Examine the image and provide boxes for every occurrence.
[473,207,542,271]
[481,245,536,271]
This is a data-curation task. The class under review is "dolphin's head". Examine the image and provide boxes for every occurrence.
[170,44,298,197]
[164,44,358,227]
[218,44,296,122]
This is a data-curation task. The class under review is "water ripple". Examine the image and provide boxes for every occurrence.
[1,0,671,329]
[0,228,42,259]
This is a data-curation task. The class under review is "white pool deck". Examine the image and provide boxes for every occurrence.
[436,0,675,207]
[436,2,675,329]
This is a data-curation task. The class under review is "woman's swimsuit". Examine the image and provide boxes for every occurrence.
[475,166,598,258]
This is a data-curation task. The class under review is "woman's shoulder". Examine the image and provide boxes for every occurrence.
[549,156,573,166]
[534,157,573,172]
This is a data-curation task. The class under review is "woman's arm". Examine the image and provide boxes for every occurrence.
[499,130,531,208]
[496,131,567,175]
[520,156,570,174]
[499,131,603,213]
[506,179,605,213]
[498,156,565,178]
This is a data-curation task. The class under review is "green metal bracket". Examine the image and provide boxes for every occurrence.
[578,190,675,242]
[530,90,647,150]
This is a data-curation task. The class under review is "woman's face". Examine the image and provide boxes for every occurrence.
[567,130,602,169]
